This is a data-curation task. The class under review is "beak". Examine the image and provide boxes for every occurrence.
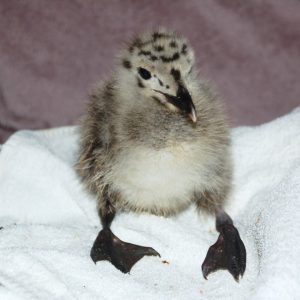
[164,83,197,123]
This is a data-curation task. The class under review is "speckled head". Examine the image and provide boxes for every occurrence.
[118,29,197,123]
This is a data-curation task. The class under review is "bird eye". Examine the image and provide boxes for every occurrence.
[138,68,151,80]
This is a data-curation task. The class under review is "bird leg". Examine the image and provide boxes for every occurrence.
[90,191,160,273]
[201,211,246,281]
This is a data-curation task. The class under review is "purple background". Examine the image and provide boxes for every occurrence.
[1,0,300,143]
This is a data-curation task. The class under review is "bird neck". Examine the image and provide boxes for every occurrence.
[115,89,197,147]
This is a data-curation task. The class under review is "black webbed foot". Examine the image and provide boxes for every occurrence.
[202,224,246,281]
[90,228,160,273]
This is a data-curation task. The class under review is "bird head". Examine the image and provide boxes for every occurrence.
[117,29,197,123]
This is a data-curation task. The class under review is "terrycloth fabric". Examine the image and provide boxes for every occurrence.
[0,108,300,300]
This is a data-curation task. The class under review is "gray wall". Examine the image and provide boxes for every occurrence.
[1,0,299,142]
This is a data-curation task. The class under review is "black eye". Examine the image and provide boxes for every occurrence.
[138,67,151,80]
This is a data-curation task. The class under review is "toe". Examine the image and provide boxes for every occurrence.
[228,232,247,281]
[238,238,247,276]
[228,256,241,281]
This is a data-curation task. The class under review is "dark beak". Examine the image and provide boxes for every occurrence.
[165,84,197,123]
[177,84,197,123]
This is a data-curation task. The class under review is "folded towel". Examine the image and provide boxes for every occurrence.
[0,107,299,300]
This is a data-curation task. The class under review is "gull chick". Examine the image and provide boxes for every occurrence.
[77,29,246,280]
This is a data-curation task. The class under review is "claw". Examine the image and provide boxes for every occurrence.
[201,224,246,281]
[91,228,160,273]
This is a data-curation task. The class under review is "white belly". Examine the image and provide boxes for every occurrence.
[111,143,210,215]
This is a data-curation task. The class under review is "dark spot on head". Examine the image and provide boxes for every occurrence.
[181,44,188,55]
[132,38,142,48]
[154,45,164,52]
[169,41,177,48]
[137,77,145,88]
[152,32,165,41]
[151,55,158,61]
[171,68,181,81]
[158,79,164,86]
[122,59,132,69]
[138,50,152,56]
[166,85,170,89]
[161,52,180,63]
[153,74,157,77]
[173,52,180,60]
[0,226,3,230]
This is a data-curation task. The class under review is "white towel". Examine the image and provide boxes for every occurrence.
[0,107,299,300]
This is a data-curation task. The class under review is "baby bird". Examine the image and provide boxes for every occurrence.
[77,29,246,281]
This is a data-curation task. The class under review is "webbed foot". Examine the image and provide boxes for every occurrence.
[91,228,160,273]
[202,224,246,281]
